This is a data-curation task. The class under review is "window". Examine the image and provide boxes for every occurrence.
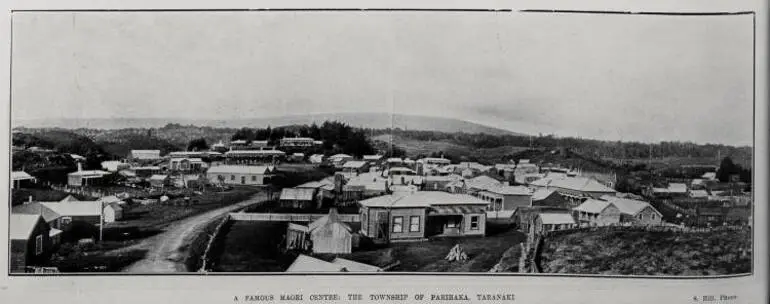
[61,217,72,225]
[392,216,403,233]
[470,216,480,230]
[251,175,257,181]
[446,219,458,228]
[35,235,43,255]
[409,216,421,232]
[230,175,235,180]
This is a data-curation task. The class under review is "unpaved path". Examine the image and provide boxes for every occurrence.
[118,192,269,273]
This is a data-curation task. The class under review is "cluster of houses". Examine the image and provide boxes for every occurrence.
[272,156,694,272]
[9,194,128,272]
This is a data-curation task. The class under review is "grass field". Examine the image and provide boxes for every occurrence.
[107,186,260,231]
[540,229,752,276]
[373,134,529,163]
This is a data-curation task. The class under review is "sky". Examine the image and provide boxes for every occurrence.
[11,11,754,146]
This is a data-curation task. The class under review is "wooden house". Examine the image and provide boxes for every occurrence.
[11,171,36,189]
[476,184,532,212]
[12,203,63,247]
[103,203,124,223]
[530,212,577,235]
[531,189,569,209]
[40,201,102,238]
[358,192,488,243]
[10,214,53,273]
[572,199,621,227]
[341,161,370,175]
[206,165,274,186]
[600,195,663,226]
[279,188,319,209]
[67,164,110,187]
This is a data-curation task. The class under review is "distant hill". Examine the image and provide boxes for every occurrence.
[13,113,523,136]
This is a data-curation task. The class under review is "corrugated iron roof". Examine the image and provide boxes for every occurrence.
[538,212,576,225]
[280,188,316,201]
[10,214,42,240]
[572,199,614,214]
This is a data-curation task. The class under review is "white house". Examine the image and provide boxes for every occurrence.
[206,165,275,185]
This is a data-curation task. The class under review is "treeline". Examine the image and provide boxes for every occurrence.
[369,129,751,164]
[231,121,375,157]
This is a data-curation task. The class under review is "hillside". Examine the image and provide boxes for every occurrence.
[540,228,751,276]
[13,113,521,136]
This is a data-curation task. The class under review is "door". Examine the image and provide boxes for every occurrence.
[376,211,389,241]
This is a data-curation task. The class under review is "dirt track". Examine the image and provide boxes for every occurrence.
[119,192,268,273]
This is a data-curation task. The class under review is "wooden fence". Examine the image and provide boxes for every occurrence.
[229,212,361,223]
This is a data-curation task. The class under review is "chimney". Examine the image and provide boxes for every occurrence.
[77,162,83,172]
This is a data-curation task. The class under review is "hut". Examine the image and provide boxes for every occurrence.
[102,203,124,223]
[308,209,353,254]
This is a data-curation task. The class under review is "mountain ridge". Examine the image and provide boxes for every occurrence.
[13,112,524,136]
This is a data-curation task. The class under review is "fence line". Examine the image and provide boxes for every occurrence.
[542,224,748,238]
[229,212,361,223]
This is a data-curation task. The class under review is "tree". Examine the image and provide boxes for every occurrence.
[187,138,209,151]
[717,157,741,182]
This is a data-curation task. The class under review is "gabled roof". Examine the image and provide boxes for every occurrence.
[330,258,382,272]
[329,154,353,159]
[11,171,35,181]
[149,174,169,181]
[207,165,273,175]
[280,188,316,201]
[531,189,557,201]
[40,201,102,217]
[573,199,615,214]
[600,195,661,217]
[342,161,368,169]
[359,191,488,208]
[363,155,383,160]
[12,203,61,223]
[98,195,123,204]
[308,209,352,232]
[68,170,110,177]
[296,180,333,189]
[10,214,42,240]
[482,184,531,196]
[285,255,346,272]
[538,212,576,225]
[549,176,616,193]
[465,175,502,191]
[59,195,80,202]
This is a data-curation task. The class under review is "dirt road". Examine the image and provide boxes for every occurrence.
[119,192,269,273]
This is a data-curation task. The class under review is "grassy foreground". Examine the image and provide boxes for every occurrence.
[540,229,752,276]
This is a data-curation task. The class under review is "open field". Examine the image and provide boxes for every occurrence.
[540,229,752,276]
[108,186,260,230]
[373,134,529,163]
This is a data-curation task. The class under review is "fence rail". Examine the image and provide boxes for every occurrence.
[229,212,361,223]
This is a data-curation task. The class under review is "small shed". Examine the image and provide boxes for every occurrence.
[103,203,124,223]
[308,209,353,254]
[149,174,170,188]
[286,223,310,251]
[279,188,318,209]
